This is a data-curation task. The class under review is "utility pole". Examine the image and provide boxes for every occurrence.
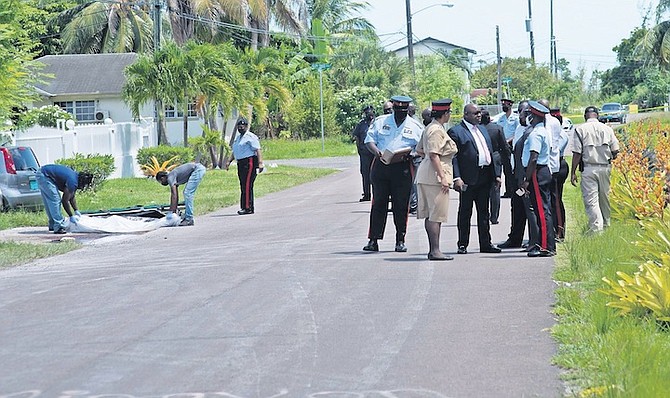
[496,25,502,112]
[526,0,535,62]
[405,0,415,89]
[550,0,557,76]
[153,0,163,144]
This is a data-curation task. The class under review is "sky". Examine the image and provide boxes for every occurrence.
[365,0,656,77]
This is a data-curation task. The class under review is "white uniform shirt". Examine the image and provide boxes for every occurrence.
[545,114,562,173]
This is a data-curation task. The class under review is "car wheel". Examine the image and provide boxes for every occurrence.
[1,196,9,212]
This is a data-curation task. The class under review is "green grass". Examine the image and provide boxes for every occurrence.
[553,181,670,397]
[261,136,357,159]
[0,165,336,268]
[0,241,80,268]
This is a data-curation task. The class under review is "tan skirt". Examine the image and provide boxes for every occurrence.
[416,184,450,223]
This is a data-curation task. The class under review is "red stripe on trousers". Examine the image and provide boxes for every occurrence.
[532,171,548,249]
[244,157,253,209]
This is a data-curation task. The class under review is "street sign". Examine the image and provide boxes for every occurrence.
[311,63,331,71]
[502,77,512,84]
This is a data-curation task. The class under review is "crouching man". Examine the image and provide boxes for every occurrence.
[156,162,206,226]
[36,164,93,234]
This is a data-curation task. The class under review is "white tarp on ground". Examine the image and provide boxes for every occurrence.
[66,215,180,233]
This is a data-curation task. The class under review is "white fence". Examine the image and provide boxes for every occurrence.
[10,120,156,179]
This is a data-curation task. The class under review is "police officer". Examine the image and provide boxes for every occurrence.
[570,106,620,234]
[363,95,423,252]
[226,117,264,215]
[352,105,376,202]
[521,101,555,257]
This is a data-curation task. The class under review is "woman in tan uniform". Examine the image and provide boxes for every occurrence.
[415,99,458,260]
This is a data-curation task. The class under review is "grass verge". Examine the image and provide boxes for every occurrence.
[261,136,357,159]
[553,183,670,397]
[0,241,80,268]
[0,165,336,268]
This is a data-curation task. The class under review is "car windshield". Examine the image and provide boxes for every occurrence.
[602,104,621,111]
[9,147,39,171]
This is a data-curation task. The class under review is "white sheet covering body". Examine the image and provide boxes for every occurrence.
[66,215,180,233]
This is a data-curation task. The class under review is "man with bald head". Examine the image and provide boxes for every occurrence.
[448,103,502,254]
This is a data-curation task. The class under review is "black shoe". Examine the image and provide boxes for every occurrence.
[527,247,542,257]
[48,227,54,232]
[363,239,379,252]
[428,253,454,261]
[539,250,555,257]
[54,228,66,235]
[480,245,502,253]
[237,209,254,215]
[501,193,512,198]
[490,220,499,225]
[178,218,194,226]
[499,240,522,249]
[395,241,407,252]
[457,246,467,254]
[359,196,371,202]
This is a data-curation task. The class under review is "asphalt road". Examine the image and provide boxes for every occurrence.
[0,156,562,398]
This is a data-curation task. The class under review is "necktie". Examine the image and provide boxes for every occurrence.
[473,125,491,165]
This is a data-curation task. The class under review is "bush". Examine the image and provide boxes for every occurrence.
[14,105,74,130]
[56,153,115,191]
[287,74,338,139]
[136,145,194,169]
[335,86,387,136]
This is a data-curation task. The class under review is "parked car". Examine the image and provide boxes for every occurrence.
[598,103,626,123]
[0,146,42,211]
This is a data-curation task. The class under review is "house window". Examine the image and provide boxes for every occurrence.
[165,102,197,118]
[54,100,96,122]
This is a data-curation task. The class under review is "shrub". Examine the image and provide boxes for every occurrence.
[136,145,193,169]
[56,153,115,191]
[286,74,337,140]
[15,105,74,130]
[335,86,387,136]
[601,260,670,323]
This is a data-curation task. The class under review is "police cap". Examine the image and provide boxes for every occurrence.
[362,104,374,112]
[431,98,452,112]
[237,117,248,126]
[390,95,413,103]
[584,106,599,115]
[501,98,513,105]
[528,101,550,116]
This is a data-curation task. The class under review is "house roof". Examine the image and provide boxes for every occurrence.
[34,53,138,97]
[392,37,477,55]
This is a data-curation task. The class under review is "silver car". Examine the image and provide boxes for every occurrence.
[0,146,42,210]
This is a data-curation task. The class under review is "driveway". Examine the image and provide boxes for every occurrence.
[0,156,562,397]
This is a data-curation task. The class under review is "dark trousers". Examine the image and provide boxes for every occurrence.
[359,152,374,198]
[508,190,527,245]
[489,182,500,223]
[237,156,258,211]
[502,150,514,196]
[457,166,493,249]
[551,159,569,240]
[368,159,413,242]
[527,165,555,252]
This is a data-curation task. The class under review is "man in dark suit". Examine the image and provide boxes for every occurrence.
[449,103,502,254]
[480,108,509,225]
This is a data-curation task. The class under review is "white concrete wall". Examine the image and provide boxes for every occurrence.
[11,120,156,179]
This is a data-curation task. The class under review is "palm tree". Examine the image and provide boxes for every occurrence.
[307,0,374,38]
[250,0,307,49]
[56,0,153,53]
[123,45,186,145]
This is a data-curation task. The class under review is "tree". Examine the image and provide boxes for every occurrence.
[250,0,306,49]
[55,0,153,53]
[414,55,466,112]
[0,0,41,121]
[471,57,560,104]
